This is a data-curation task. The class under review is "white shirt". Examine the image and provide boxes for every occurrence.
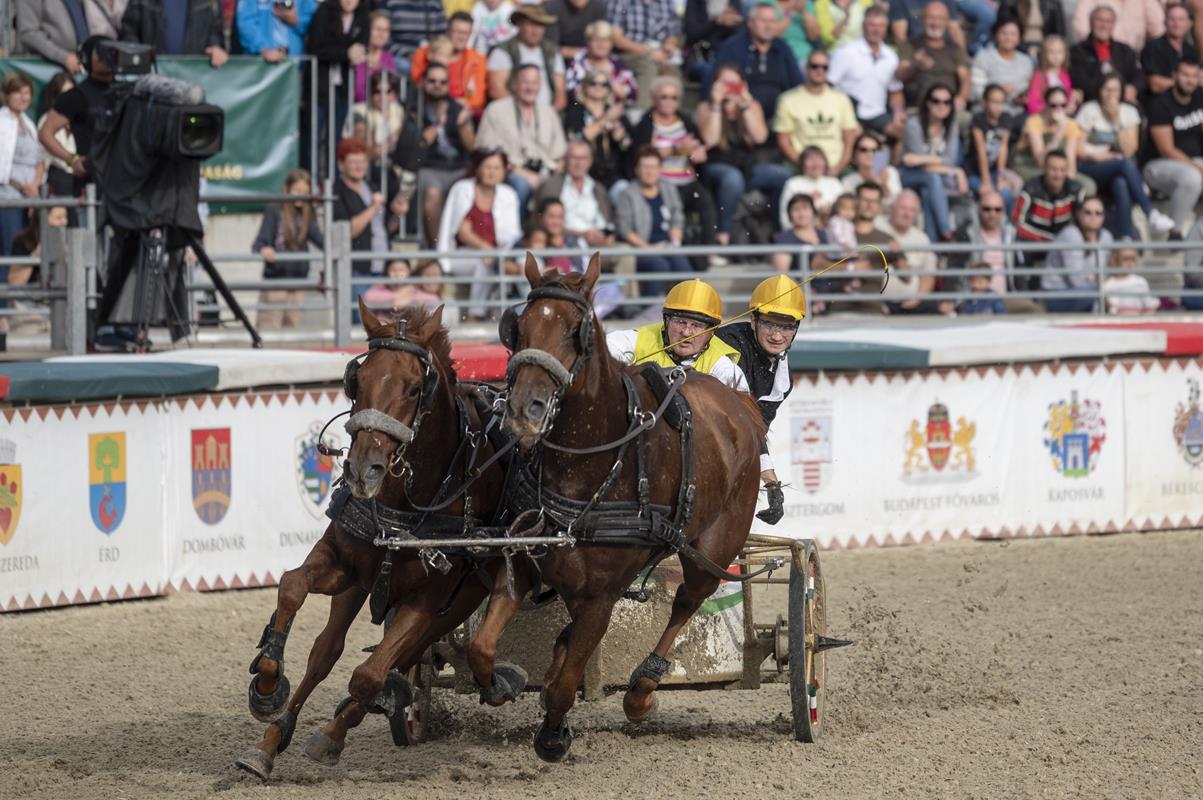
[486,42,565,108]
[828,38,902,121]
[560,175,607,232]
[605,329,750,393]
[778,175,845,227]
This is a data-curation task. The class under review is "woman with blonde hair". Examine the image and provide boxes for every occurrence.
[252,169,324,329]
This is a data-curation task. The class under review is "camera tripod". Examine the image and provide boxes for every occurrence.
[97,227,262,352]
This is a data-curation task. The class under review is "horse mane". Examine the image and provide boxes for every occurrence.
[392,304,458,385]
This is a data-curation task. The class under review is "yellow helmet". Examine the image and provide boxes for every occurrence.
[750,275,806,321]
[663,279,723,324]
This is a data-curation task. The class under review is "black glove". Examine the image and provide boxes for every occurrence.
[756,480,785,525]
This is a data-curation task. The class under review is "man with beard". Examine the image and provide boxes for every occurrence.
[402,62,477,245]
[1143,59,1203,237]
[896,0,971,110]
[716,274,806,525]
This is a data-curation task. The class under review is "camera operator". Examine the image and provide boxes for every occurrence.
[37,36,114,198]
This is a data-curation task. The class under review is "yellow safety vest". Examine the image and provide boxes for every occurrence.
[632,323,741,374]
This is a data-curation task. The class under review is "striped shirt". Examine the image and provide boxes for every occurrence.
[607,0,681,46]
[381,0,447,61]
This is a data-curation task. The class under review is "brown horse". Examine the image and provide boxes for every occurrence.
[466,254,768,762]
[236,303,514,780]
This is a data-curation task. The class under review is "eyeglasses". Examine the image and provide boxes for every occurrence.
[665,315,709,333]
[588,79,609,87]
[756,317,799,335]
[807,62,828,70]
[928,97,952,106]
[979,206,1003,212]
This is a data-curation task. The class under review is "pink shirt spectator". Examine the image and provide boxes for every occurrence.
[1026,68,1072,115]
[354,55,399,103]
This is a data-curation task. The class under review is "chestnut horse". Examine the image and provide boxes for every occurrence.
[236,303,514,780]
[466,254,768,762]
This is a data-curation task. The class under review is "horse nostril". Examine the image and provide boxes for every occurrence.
[524,399,547,423]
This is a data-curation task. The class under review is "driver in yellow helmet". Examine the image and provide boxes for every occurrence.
[605,278,749,392]
[715,275,806,525]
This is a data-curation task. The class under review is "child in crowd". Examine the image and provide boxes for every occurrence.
[363,259,444,310]
[470,0,517,54]
[254,169,323,330]
[826,193,857,256]
[1102,246,1159,315]
[426,35,454,69]
[1026,36,1073,115]
[967,84,1023,209]
[957,262,1007,315]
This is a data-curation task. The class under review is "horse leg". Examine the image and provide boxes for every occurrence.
[247,538,344,722]
[533,597,615,763]
[466,564,533,707]
[303,603,432,766]
[623,532,746,722]
[235,586,366,781]
[539,622,573,709]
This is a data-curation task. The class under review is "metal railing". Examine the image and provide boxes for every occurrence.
[6,221,1203,353]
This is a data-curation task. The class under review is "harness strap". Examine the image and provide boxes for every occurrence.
[541,367,686,455]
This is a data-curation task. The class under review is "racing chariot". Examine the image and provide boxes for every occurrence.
[234,254,848,780]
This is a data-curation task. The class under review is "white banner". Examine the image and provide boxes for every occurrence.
[1,390,345,611]
[756,361,1136,547]
[1122,360,1203,527]
[3,361,1202,611]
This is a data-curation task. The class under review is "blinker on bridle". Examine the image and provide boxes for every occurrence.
[318,319,440,472]
[500,284,595,438]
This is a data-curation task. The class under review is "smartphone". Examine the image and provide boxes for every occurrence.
[723,79,744,95]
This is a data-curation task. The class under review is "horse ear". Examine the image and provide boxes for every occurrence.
[413,304,444,341]
[582,252,601,296]
[359,298,391,339]
[524,251,543,287]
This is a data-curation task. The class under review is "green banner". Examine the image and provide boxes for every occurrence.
[0,56,300,213]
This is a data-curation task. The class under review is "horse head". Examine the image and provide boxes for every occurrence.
[344,300,448,499]
[503,252,601,439]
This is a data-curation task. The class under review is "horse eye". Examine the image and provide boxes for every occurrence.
[408,386,420,398]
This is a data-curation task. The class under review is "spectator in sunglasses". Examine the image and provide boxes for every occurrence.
[1042,196,1111,312]
[1014,86,1091,189]
[899,82,967,241]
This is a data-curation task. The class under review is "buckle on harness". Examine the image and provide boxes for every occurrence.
[421,548,452,574]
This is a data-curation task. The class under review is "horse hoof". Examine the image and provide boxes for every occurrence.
[480,662,529,707]
[622,689,658,723]
[248,673,291,723]
[533,716,572,763]
[302,731,344,766]
[234,748,275,782]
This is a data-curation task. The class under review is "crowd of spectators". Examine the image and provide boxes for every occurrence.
[7,0,1203,331]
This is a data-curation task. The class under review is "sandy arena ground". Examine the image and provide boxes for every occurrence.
[2,530,1201,800]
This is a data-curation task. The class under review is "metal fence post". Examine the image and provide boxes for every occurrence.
[46,225,69,351]
[800,247,813,324]
[332,221,353,347]
[65,229,90,354]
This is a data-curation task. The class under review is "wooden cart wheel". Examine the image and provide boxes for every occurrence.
[394,653,435,746]
[788,539,826,743]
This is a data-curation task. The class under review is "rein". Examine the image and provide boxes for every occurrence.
[541,367,686,455]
